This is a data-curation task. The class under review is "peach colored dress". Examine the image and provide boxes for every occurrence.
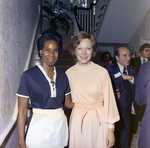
[66,62,120,148]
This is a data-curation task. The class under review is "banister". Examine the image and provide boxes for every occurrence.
[74,6,83,31]
[0,4,42,148]
[74,0,109,37]
[74,1,98,33]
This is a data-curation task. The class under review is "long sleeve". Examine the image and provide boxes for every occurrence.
[103,70,120,125]
[135,63,148,106]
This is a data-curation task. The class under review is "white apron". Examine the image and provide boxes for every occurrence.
[26,108,68,148]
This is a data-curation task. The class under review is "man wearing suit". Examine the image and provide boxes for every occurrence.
[130,43,150,74]
[106,47,137,148]
[135,61,150,148]
[130,43,150,121]
[129,43,150,146]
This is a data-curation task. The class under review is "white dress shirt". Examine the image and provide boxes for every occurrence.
[117,63,135,115]
[140,56,148,65]
[117,62,134,84]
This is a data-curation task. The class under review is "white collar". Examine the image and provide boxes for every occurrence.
[117,62,126,73]
[140,56,148,63]
[36,63,56,82]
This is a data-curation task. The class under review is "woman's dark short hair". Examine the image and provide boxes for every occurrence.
[37,30,63,57]
[100,51,112,62]
[68,31,98,57]
[139,43,150,53]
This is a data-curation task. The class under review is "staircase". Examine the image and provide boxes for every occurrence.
[56,34,75,124]
[74,0,109,37]
[55,34,76,72]
[35,34,76,72]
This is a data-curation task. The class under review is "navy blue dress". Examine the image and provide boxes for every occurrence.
[17,65,70,109]
[17,64,71,147]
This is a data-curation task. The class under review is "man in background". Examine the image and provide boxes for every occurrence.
[130,43,150,121]
[135,61,150,148]
[130,43,150,73]
[106,47,138,148]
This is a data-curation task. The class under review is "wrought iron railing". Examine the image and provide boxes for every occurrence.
[74,0,109,37]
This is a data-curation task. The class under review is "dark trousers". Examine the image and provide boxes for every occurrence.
[139,104,146,121]
[128,114,138,148]
[115,112,131,148]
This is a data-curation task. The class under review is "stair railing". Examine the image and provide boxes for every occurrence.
[74,0,109,37]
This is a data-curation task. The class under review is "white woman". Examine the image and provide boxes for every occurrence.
[17,30,74,148]
[66,31,120,148]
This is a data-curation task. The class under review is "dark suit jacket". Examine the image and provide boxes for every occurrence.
[130,56,150,120]
[106,63,138,118]
[135,61,150,148]
[130,56,150,73]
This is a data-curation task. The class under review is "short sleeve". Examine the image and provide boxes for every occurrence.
[16,72,30,98]
[65,75,71,96]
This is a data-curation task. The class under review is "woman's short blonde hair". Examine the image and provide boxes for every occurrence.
[68,31,98,57]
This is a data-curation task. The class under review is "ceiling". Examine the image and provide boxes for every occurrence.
[97,0,150,44]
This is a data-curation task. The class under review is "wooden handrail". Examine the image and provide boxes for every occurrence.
[0,122,17,148]
[0,4,42,148]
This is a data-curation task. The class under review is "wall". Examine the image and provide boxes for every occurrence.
[0,0,41,146]
[4,128,18,148]
[128,8,150,57]
[98,0,150,44]
[97,43,128,58]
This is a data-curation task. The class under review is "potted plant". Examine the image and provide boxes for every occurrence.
[42,0,73,34]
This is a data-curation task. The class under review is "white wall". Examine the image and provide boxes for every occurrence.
[128,8,150,57]
[97,0,150,43]
[0,0,41,147]
[98,46,114,57]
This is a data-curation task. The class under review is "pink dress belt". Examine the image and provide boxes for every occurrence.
[75,103,103,134]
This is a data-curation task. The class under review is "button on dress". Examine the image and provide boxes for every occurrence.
[17,64,70,148]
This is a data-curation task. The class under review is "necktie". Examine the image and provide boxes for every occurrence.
[143,59,146,64]
[123,67,127,75]
[123,67,132,95]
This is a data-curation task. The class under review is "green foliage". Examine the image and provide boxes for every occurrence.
[42,0,72,34]
[70,0,82,13]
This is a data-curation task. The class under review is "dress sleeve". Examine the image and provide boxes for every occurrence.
[102,70,120,127]
[64,74,71,96]
[16,72,30,98]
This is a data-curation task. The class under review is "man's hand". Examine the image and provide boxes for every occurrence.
[122,73,133,80]
[115,89,121,100]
